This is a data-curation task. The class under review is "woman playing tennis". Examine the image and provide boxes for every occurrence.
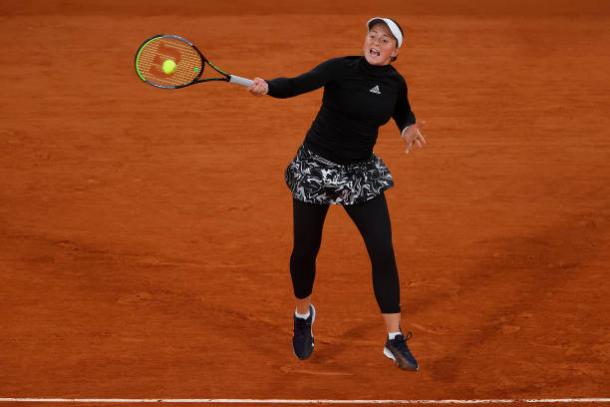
[248,17,426,371]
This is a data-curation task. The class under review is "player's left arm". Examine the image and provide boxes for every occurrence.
[393,78,426,154]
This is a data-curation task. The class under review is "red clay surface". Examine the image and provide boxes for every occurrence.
[1,1,610,405]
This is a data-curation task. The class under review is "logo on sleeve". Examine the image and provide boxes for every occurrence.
[369,85,381,95]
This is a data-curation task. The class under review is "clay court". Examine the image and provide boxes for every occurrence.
[1,0,610,405]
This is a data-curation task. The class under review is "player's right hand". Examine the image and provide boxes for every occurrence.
[248,77,269,96]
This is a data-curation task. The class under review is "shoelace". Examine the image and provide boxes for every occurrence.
[392,331,414,354]
[294,317,312,335]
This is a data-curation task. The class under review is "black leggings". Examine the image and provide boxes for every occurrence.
[290,192,401,313]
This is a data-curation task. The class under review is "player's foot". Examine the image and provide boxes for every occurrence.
[292,304,315,360]
[383,331,419,371]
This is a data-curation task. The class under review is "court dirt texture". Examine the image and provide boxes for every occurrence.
[1,0,610,405]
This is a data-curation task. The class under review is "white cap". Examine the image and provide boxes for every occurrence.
[366,17,403,48]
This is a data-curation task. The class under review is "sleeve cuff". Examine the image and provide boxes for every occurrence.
[400,125,413,137]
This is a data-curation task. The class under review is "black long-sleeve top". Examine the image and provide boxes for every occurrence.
[267,56,416,164]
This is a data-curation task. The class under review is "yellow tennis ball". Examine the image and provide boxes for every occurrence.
[162,59,176,75]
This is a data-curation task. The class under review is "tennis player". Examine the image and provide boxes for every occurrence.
[248,17,426,371]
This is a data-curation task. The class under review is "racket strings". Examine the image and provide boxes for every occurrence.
[136,37,203,88]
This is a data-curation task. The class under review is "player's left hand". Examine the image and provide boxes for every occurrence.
[401,121,427,154]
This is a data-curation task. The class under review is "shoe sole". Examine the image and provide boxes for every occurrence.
[293,304,316,360]
[383,346,419,371]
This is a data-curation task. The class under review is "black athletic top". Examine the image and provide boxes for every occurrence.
[266,56,416,164]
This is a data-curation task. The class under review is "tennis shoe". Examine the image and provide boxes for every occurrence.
[292,304,315,360]
[383,331,419,371]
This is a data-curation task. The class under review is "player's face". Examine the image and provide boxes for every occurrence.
[363,23,399,66]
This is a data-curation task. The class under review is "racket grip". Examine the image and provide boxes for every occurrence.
[229,75,254,87]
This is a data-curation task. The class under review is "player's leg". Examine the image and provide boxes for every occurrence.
[343,192,418,370]
[290,198,330,303]
[290,197,330,360]
[343,192,400,318]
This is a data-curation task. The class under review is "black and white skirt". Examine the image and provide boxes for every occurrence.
[284,145,394,205]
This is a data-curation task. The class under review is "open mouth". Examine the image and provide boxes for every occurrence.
[369,48,381,57]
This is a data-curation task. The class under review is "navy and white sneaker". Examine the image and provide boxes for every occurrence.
[292,304,316,360]
[383,331,419,371]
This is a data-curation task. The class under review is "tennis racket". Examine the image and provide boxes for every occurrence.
[134,34,253,89]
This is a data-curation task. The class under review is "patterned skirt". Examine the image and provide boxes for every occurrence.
[284,145,394,205]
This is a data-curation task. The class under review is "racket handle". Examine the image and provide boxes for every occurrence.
[229,75,253,87]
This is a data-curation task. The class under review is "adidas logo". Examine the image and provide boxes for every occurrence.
[369,85,381,95]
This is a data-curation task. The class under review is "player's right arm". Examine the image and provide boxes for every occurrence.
[248,58,343,98]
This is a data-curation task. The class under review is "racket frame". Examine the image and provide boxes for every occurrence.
[134,34,252,89]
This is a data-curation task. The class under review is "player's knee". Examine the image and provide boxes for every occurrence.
[370,241,395,265]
